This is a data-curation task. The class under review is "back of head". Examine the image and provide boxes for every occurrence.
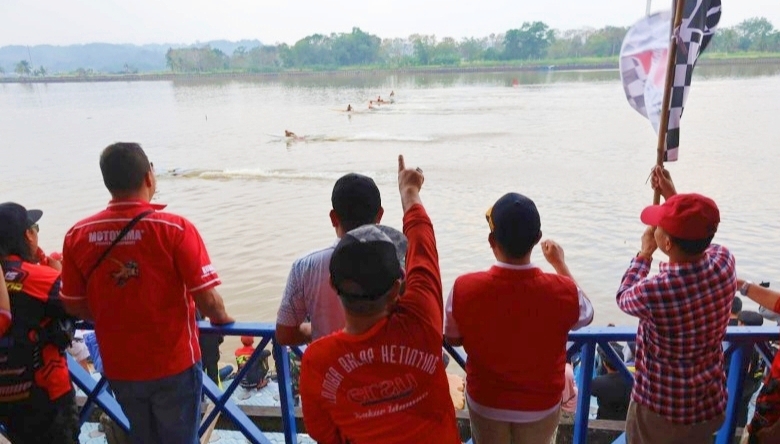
[331,173,381,232]
[486,192,541,258]
[330,224,407,316]
[732,296,743,315]
[0,202,41,261]
[240,336,254,347]
[100,142,151,195]
[738,310,764,327]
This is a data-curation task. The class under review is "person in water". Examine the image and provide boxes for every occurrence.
[285,130,297,138]
[346,104,352,112]
[390,90,395,97]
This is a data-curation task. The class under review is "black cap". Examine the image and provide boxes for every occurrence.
[486,192,541,249]
[0,202,42,245]
[738,310,764,327]
[330,225,407,299]
[331,173,381,224]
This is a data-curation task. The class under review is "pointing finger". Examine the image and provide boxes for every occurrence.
[398,154,405,172]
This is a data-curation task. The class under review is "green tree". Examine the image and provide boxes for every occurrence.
[503,22,554,60]
[431,37,460,65]
[330,27,381,66]
[582,26,628,57]
[410,34,436,65]
[736,17,776,51]
[458,37,486,62]
[15,60,31,76]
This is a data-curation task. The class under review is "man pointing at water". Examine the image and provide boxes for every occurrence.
[299,155,460,443]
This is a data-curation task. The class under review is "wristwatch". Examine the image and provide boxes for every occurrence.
[740,280,753,296]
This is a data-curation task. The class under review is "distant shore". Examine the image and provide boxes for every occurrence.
[3,54,780,84]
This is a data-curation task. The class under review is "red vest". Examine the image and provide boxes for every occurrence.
[452,266,579,411]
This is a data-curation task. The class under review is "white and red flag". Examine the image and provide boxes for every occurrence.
[619,0,722,161]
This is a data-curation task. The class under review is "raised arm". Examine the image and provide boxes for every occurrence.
[396,155,443,327]
[541,239,594,329]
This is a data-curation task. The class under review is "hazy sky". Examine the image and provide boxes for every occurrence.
[2,0,779,47]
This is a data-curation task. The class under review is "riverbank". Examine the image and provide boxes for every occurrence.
[3,54,780,84]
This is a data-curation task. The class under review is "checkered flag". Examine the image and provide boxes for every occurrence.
[619,0,721,162]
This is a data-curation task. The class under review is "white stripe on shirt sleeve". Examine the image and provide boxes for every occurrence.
[572,287,594,330]
[444,287,460,338]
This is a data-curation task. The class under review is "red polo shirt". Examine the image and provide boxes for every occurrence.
[61,199,221,381]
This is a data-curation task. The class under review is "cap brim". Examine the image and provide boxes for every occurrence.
[640,205,664,226]
[27,209,43,224]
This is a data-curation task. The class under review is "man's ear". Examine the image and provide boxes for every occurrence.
[24,228,35,244]
[374,207,384,224]
[329,210,339,228]
[386,280,403,307]
[534,231,543,245]
[488,232,496,249]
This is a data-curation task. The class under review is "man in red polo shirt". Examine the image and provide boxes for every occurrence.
[299,156,460,444]
[617,167,736,443]
[61,142,234,444]
[444,192,594,443]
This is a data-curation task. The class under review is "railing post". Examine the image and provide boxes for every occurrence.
[715,343,749,444]
[574,341,596,444]
[274,342,299,444]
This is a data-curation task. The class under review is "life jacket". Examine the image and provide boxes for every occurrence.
[0,259,73,405]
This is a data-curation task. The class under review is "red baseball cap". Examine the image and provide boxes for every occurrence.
[640,193,720,240]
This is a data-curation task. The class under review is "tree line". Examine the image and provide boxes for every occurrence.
[161,17,780,73]
[6,17,780,76]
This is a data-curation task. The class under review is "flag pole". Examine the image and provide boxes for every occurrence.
[653,0,687,204]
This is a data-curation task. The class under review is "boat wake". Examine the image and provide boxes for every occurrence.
[266,133,436,144]
[157,168,383,182]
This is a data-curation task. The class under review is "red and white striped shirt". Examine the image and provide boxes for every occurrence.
[617,244,736,424]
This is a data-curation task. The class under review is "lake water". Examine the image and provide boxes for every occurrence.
[2,65,780,331]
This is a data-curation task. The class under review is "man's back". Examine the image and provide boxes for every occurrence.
[617,244,736,423]
[450,266,579,411]
[300,204,460,444]
[277,242,344,341]
[61,200,220,381]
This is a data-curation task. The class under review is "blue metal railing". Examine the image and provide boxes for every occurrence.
[67,323,779,444]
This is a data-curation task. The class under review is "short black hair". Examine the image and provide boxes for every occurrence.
[498,235,538,258]
[0,232,32,262]
[669,234,714,255]
[100,142,152,194]
[732,296,743,315]
[339,292,392,316]
[331,174,381,232]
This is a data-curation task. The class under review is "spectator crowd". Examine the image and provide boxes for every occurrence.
[0,142,778,444]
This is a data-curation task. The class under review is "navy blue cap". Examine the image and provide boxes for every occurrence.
[486,193,541,248]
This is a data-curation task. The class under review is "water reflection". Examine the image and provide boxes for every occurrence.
[164,61,780,91]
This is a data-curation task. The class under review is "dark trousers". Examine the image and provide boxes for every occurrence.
[109,363,203,444]
[0,389,79,444]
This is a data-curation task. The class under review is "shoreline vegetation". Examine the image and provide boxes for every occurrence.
[2,53,780,84]
[4,17,780,83]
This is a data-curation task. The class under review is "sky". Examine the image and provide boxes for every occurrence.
[1,0,779,47]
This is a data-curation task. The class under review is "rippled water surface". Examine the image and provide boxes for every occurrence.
[2,65,780,328]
